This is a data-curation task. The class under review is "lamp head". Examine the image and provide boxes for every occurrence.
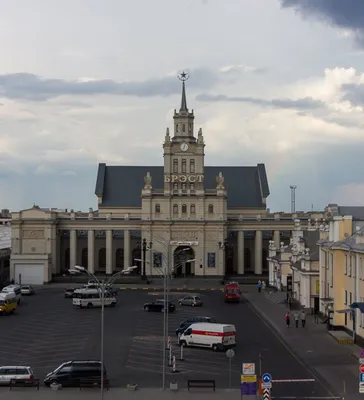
[74,265,86,271]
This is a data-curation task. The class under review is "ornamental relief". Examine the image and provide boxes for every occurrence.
[171,231,198,240]
[22,229,45,239]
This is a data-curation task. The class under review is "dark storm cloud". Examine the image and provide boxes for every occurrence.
[280,0,364,46]
[0,67,261,101]
[196,94,324,110]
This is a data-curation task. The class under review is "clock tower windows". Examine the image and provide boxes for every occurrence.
[173,204,178,214]
[182,159,186,173]
[190,159,195,173]
[182,124,186,132]
[173,159,178,173]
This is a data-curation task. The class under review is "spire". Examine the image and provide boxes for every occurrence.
[178,71,189,112]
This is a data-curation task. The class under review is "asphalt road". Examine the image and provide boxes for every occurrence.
[0,287,333,396]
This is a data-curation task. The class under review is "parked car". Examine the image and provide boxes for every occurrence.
[44,361,107,387]
[0,366,35,385]
[178,295,202,307]
[20,285,35,295]
[144,299,175,313]
[64,288,75,298]
[175,316,216,337]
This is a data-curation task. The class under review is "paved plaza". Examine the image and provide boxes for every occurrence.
[0,286,334,397]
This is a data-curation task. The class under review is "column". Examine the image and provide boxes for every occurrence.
[106,230,113,275]
[88,230,95,274]
[254,230,262,275]
[273,230,280,248]
[0,259,4,275]
[123,230,131,268]
[70,229,77,269]
[237,230,244,275]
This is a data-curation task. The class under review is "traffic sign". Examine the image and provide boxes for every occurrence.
[242,363,255,375]
[360,386,364,394]
[226,349,235,359]
[360,349,364,358]
[262,373,272,383]
[360,358,364,364]
[262,382,272,389]
[263,387,271,400]
[360,373,364,383]
[359,364,364,373]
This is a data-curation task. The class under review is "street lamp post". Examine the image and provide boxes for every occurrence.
[219,238,229,280]
[141,239,153,280]
[69,265,137,399]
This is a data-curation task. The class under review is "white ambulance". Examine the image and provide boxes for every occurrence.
[178,322,236,351]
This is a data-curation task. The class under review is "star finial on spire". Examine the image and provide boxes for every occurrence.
[177,71,189,111]
[177,71,189,82]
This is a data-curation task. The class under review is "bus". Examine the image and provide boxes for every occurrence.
[224,282,241,303]
[72,288,117,308]
[1,284,22,304]
[0,292,18,315]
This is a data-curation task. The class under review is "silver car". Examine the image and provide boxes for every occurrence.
[20,285,35,295]
[0,366,34,385]
[178,296,203,307]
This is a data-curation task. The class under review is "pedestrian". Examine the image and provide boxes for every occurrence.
[257,280,262,293]
[300,310,306,327]
[285,311,291,327]
[293,311,299,328]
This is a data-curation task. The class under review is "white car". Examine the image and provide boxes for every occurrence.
[0,366,35,385]
[20,285,35,295]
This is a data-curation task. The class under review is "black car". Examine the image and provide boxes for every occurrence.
[44,361,107,387]
[144,299,175,313]
[175,316,216,336]
[64,288,76,298]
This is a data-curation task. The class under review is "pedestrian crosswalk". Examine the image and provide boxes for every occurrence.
[264,290,287,304]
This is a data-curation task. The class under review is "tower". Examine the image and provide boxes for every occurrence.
[163,72,205,196]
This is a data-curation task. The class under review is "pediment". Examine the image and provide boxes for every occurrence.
[21,207,50,219]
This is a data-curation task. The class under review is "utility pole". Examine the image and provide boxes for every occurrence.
[290,185,297,214]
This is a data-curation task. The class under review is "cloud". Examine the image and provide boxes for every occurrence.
[280,0,364,46]
[342,83,364,106]
[196,94,324,110]
[0,66,265,101]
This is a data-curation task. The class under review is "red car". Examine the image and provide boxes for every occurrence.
[224,282,241,303]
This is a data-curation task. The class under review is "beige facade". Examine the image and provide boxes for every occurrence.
[9,77,324,284]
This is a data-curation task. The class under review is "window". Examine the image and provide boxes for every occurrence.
[350,291,352,305]
[189,123,192,132]
[155,204,160,213]
[190,159,195,173]
[190,183,195,190]
[173,204,178,214]
[353,255,357,278]
[348,255,352,277]
[173,183,178,190]
[182,183,186,190]
[329,254,333,288]
[191,204,196,214]
[345,254,348,275]
[176,124,178,133]
[208,204,214,214]
[182,124,185,132]
[182,159,186,173]
[207,252,216,268]
[182,204,187,214]
[344,290,348,305]
[173,159,178,173]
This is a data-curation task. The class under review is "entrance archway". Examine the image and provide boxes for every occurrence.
[173,246,195,277]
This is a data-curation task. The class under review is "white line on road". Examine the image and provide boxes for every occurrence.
[272,379,316,383]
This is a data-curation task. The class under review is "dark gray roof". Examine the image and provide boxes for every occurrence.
[302,230,320,261]
[327,204,364,220]
[95,163,270,208]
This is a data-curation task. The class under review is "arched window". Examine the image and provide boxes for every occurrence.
[173,204,178,214]
[155,204,160,213]
[182,204,187,214]
[191,204,196,214]
[190,159,195,173]
[173,159,178,173]
[182,124,185,132]
[176,124,179,133]
[190,182,195,190]
[208,204,214,214]
[173,183,178,190]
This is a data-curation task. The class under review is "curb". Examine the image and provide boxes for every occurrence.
[119,287,224,291]
[244,296,340,398]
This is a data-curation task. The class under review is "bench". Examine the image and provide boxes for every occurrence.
[79,378,109,390]
[187,380,215,391]
[9,379,40,390]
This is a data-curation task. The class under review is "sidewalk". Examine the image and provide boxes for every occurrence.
[0,388,241,400]
[244,286,360,400]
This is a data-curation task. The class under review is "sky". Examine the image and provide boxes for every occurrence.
[1,0,364,213]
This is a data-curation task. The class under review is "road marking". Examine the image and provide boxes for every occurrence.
[246,301,336,398]
[271,398,342,399]
[272,379,315,383]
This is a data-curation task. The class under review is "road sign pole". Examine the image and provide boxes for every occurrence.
[229,357,232,389]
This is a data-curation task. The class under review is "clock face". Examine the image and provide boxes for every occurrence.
[180,142,189,152]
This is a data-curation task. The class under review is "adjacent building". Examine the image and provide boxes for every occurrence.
[318,204,364,339]
[10,75,319,285]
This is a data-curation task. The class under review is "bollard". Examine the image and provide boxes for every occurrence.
[168,344,173,366]
[180,343,185,361]
[172,355,176,373]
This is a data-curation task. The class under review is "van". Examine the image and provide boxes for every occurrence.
[224,282,241,303]
[44,361,107,387]
[1,285,21,304]
[0,293,17,315]
[179,322,236,351]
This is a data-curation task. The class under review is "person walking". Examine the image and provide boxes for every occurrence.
[257,280,262,293]
[300,310,306,327]
[285,311,291,328]
[293,311,300,328]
